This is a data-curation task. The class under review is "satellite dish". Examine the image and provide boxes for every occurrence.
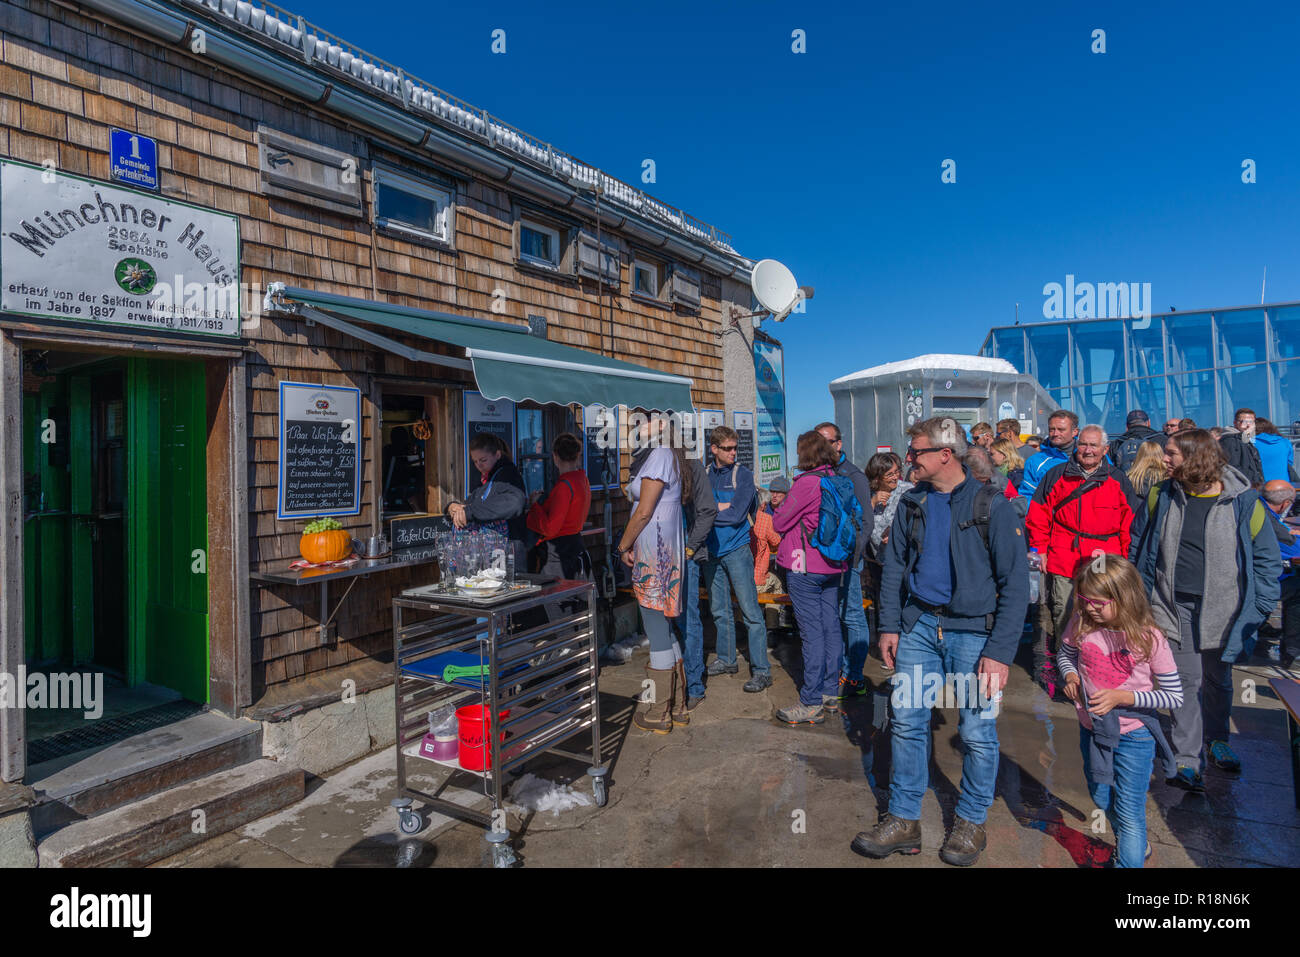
[750,259,809,323]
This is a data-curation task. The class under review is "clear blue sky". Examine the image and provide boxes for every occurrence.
[294,0,1300,450]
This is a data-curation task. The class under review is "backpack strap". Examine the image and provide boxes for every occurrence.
[957,483,999,550]
[1049,473,1107,519]
[1147,481,1164,517]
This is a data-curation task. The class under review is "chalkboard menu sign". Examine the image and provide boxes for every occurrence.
[389,513,451,549]
[277,381,362,520]
[463,390,515,496]
[584,404,620,490]
[733,411,755,474]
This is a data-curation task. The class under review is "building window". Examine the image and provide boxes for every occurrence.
[373,166,452,244]
[632,259,660,298]
[519,219,562,268]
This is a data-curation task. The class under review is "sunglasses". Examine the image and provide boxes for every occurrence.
[716,445,738,452]
[1078,595,1113,610]
[905,445,945,460]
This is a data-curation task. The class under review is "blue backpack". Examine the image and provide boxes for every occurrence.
[806,474,863,564]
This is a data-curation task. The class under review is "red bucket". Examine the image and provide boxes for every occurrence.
[455,704,511,771]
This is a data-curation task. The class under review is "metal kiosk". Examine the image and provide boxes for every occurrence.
[391,579,605,866]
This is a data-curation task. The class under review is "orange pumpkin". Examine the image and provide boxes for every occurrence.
[300,529,352,564]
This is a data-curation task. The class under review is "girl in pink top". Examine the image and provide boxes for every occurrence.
[1057,556,1183,868]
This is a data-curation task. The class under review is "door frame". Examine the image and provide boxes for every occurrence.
[0,324,249,782]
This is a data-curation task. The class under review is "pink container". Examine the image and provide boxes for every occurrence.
[420,733,459,762]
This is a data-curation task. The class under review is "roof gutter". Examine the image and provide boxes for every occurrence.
[75,0,752,281]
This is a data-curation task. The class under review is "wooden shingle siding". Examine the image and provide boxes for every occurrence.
[4,0,732,694]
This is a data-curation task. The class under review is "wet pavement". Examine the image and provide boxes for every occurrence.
[157,631,1300,868]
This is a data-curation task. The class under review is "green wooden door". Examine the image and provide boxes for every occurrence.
[127,358,209,703]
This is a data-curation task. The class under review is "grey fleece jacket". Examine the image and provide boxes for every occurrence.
[1139,465,1280,653]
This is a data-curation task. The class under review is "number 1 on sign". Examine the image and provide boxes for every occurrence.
[128,135,141,159]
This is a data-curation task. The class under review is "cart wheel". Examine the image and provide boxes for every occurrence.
[398,810,424,835]
[592,777,608,807]
[491,842,517,868]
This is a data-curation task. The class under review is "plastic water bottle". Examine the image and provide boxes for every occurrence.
[1028,548,1041,604]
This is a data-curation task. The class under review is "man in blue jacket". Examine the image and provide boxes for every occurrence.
[702,426,772,692]
[852,416,1029,867]
[1018,409,1079,499]
[1261,480,1300,668]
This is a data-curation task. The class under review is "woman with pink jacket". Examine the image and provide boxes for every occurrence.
[772,430,849,724]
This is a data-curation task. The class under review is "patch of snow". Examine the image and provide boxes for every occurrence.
[507,773,593,817]
[830,353,1017,386]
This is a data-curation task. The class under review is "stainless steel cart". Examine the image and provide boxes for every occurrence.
[391,579,605,867]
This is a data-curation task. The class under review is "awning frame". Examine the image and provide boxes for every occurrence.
[263,283,696,409]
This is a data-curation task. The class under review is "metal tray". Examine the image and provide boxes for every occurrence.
[400,580,542,607]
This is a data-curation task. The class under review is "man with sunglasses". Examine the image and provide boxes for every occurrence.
[852,417,1028,866]
[701,426,772,692]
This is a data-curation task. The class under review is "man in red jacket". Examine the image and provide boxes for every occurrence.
[1025,424,1138,696]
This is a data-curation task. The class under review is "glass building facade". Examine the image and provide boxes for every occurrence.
[979,303,1300,437]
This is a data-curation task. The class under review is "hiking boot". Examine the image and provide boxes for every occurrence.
[776,702,825,725]
[1167,766,1205,792]
[670,661,690,728]
[939,817,987,866]
[839,676,869,698]
[633,666,674,734]
[850,814,922,858]
[743,672,773,693]
[707,659,739,676]
[1207,740,1241,772]
[685,694,705,711]
[821,694,843,715]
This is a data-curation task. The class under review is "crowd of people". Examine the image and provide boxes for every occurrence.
[611,406,1295,868]
[460,407,1296,867]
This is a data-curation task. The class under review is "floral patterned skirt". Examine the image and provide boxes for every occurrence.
[631,516,683,618]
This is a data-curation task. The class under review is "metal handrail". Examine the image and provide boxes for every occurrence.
[176,0,734,251]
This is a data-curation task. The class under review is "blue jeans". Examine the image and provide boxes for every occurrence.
[839,560,870,682]
[673,557,705,698]
[786,570,842,706]
[888,613,1000,825]
[702,546,771,676]
[1079,724,1155,868]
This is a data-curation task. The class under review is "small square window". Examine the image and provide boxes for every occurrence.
[632,259,659,298]
[373,166,452,243]
[519,219,562,268]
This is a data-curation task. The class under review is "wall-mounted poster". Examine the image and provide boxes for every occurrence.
[584,404,621,491]
[733,411,755,473]
[675,410,704,459]
[463,390,515,496]
[754,338,787,484]
[277,381,362,519]
[699,409,724,455]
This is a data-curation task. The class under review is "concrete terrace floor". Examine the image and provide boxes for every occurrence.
[159,633,1300,868]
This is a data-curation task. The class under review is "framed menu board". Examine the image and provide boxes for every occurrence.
[463,390,515,496]
[277,381,362,519]
[733,411,755,473]
[583,404,620,491]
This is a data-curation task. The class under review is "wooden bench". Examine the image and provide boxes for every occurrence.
[1268,676,1300,809]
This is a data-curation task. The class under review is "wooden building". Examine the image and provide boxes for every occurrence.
[0,0,785,786]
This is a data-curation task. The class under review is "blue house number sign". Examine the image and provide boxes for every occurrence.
[110,129,159,191]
